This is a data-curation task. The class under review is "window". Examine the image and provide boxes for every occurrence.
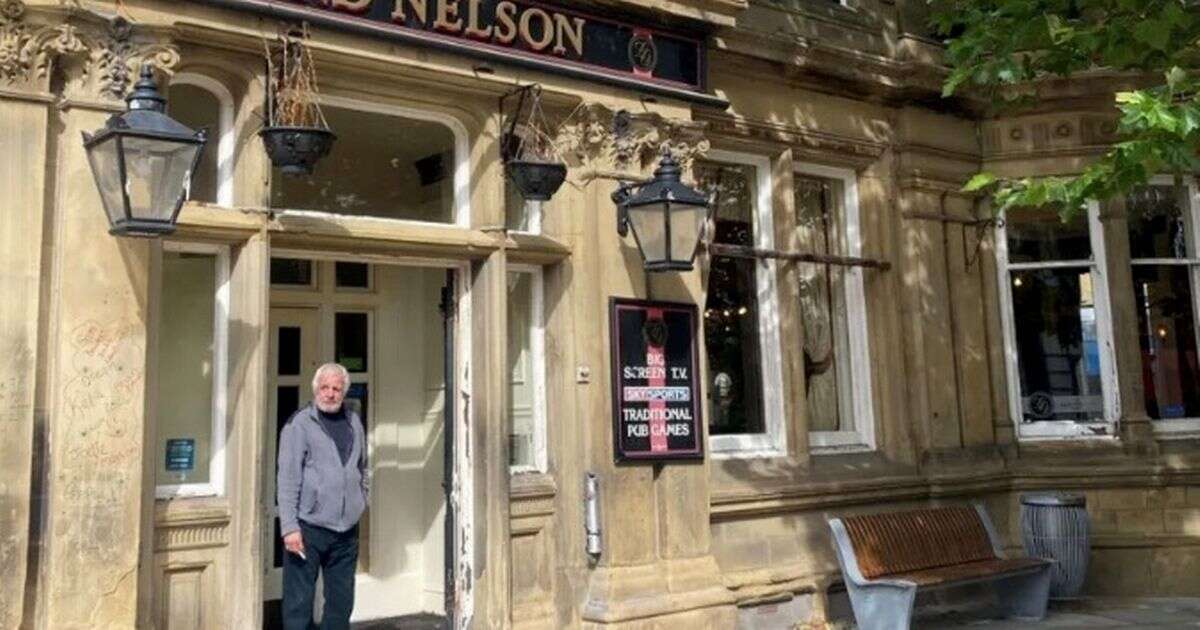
[997,203,1118,439]
[168,74,234,206]
[270,258,316,288]
[270,98,468,225]
[155,243,229,497]
[335,261,371,290]
[698,151,785,456]
[507,267,546,472]
[1127,181,1200,433]
[794,164,875,452]
[505,181,541,233]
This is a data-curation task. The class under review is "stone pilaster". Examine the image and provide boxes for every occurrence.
[0,1,54,625]
[1099,195,1158,453]
[4,4,181,627]
[558,102,736,628]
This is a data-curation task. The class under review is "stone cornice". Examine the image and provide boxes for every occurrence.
[0,0,180,100]
[695,110,886,168]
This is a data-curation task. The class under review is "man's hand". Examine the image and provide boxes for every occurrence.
[283,531,306,559]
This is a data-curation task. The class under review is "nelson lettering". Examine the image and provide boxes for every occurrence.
[205,0,705,93]
[289,0,586,58]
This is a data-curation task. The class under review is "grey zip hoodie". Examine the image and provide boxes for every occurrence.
[277,402,368,536]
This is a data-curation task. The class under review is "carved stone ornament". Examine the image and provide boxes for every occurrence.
[0,0,179,99]
[554,102,710,176]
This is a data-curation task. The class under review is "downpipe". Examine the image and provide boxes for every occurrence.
[584,472,602,561]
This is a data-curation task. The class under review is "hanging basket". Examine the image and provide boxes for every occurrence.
[500,84,567,202]
[506,160,567,202]
[262,27,334,175]
[259,126,336,176]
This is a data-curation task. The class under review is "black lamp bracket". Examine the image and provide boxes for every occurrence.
[611,176,655,238]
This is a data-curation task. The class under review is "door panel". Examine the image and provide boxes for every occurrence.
[265,307,319,601]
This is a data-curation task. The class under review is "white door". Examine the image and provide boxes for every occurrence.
[265,307,320,601]
[263,262,450,623]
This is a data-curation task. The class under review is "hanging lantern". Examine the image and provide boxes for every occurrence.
[82,65,208,237]
[612,151,713,272]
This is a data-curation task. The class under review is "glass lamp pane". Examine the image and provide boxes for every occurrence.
[123,136,200,223]
[668,203,708,263]
[85,136,128,227]
[156,251,217,487]
[628,202,668,263]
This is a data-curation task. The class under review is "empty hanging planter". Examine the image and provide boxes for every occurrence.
[500,84,567,202]
[260,27,335,176]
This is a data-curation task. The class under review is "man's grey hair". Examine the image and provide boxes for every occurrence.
[311,362,351,392]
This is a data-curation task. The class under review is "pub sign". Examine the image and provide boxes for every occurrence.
[609,298,703,462]
[195,0,716,104]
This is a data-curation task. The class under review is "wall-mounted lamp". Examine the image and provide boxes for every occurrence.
[82,65,207,237]
[612,150,712,272]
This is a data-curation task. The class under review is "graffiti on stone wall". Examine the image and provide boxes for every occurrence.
[61,319,144,465]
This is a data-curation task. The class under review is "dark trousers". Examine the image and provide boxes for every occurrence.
[283,522,358,630]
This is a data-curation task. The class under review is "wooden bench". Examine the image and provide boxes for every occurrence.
[828,504,1052,630]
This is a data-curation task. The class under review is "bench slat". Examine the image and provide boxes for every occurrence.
[887,557,1050,588]
[841,506,997,579]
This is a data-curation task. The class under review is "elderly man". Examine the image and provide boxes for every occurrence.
[277,362,368,630]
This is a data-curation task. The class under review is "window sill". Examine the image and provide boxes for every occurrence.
[810,444,874,456]
[155,484,223,501]
[1152,419,1200,439]
[710,432,786,458]
[710,447,789,460]
[1015,420,1117,441]
[153,495,231,526]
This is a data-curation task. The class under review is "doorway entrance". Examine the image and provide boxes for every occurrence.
[263,258,460,626]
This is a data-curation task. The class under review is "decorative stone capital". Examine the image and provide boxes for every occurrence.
[0,1,178,101]
[555,102,710,178]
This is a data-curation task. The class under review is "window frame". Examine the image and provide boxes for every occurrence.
[155,241,231,499]
[796,163,877,453]
[1134,176,1200,437]
[508,264,548,474]
[269,94,472,227]
[704,149,787,458]
[995,201,1120,440]
[508,196,543,235]
[171,73,235,207]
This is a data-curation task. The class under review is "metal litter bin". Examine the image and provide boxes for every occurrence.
[1019,492,1090,598]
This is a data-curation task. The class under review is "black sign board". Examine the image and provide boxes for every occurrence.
[165,438,196,472]
[609,298,703,461]
[194,0,722,106]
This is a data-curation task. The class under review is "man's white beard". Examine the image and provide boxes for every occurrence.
[316,400,343,414]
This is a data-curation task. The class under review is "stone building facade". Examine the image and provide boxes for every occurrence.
[1,0,1197,628]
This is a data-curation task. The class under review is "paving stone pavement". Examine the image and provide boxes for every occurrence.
[341,599,1200,629]
[918,597,1200,629]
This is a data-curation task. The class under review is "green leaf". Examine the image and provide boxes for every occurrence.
[1167,67,1188,90]
[963,172,997,192]
[1134,20,1171,52]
